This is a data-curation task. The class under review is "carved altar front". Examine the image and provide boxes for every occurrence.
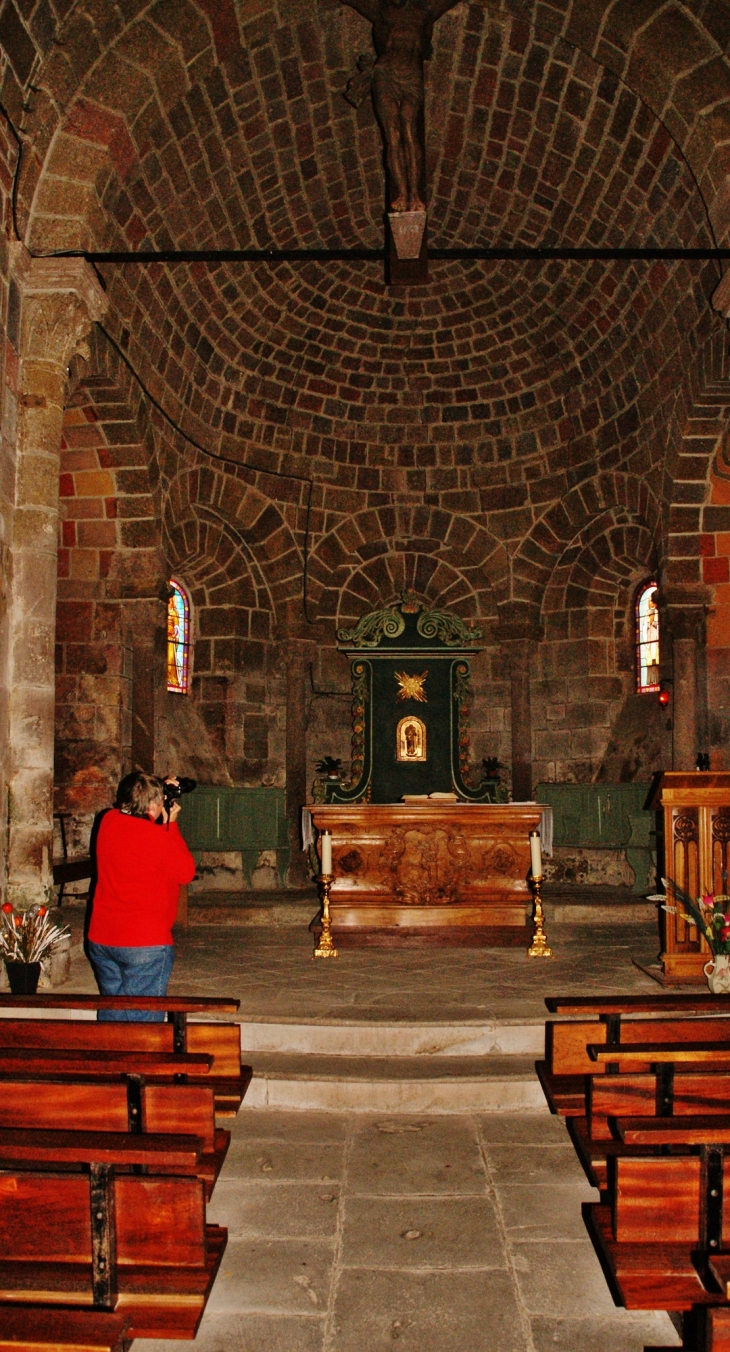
[307,802,543,946]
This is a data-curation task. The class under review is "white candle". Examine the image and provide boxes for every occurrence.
[321,831,332,875]
[529,829,542,879]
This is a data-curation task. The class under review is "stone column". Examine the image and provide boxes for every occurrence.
[660,597,707,772]
[507,639,533,801]
[285,639,316,886]
[4,249,106,908]
[672,636,698,770]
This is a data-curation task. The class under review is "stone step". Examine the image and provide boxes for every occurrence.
[237,1019,544,1057]
[186,888,653,927]
[241,1050,544,1113]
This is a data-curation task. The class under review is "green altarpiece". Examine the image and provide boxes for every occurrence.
[315,594,505,806]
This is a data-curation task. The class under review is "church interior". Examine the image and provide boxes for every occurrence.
[4,1,730,1350]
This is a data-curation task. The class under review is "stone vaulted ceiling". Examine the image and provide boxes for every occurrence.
[3,0,730,630]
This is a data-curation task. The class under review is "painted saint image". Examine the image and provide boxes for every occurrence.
[397,715,427,761]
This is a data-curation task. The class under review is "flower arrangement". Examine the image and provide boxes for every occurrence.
[650,878,730,956]
[0,902,70,966]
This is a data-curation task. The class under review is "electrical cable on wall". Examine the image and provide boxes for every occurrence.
[96,322,316,627]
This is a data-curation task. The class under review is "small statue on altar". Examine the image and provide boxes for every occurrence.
[341,0,460,211]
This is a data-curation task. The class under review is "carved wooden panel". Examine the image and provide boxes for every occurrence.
[306,802,543,945]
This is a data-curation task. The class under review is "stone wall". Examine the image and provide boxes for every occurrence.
[0,4,730,897]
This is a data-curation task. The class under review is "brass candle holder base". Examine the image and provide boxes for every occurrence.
[313,874,338,959]
[528,874,553,958]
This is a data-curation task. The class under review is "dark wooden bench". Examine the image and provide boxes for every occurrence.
[539,996,730,1115]
[0,1128,226,1340]
[0,1073,229,1197]
[583,1116,730,1351]
[0,1306,129,1352]
[540,999,730,1349]
[0,995,251,1114]
[564,1067,730,1190]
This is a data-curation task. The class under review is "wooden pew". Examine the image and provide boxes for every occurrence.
[567,1043,730,1190]
[0,1128,227,1340]
[0,1048,213,1077]
[567,1068,730,1191]
[541,1000,730,1349]
[539,996,730,1115]
[0,1306,129,1352]
[0,995,251,1114]
[0,1073,229,1198]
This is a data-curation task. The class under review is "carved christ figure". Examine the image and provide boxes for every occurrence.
[341,0,459,212]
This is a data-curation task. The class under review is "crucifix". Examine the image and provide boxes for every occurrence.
[341,0,460,284]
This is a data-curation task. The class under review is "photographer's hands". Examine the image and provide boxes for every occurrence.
[161,777,182,824]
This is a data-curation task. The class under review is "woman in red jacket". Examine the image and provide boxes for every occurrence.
[88,772,195,1022]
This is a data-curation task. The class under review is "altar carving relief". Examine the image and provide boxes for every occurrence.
[396,715,426,762]
[482,843,517,877]
[379,826,472,904]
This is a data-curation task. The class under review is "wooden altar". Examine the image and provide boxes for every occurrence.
[648,772,730,984]
[307,801,544,946]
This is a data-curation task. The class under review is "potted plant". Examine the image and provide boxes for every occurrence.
[652,879,730,993]
[315,756,343,781]
[0,903,71,994]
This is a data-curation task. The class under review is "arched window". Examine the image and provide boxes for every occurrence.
[167,578,191,694]
[635,581,660,693]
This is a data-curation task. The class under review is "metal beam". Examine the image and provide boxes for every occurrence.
[41,245,730,265]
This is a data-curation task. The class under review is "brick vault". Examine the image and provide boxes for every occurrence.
[0,0,730,897]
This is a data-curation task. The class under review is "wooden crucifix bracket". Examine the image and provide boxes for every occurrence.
[341,0,459,285]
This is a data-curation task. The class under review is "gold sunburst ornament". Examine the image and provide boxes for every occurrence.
[395,670,428,703]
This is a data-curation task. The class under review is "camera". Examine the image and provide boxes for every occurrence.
[163,777,197,814]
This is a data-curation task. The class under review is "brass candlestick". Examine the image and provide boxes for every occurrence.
[313,874,338,959]
[528,873,553,958]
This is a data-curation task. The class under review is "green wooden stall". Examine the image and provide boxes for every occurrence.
[534,782,656,893]
[177,786,290,886]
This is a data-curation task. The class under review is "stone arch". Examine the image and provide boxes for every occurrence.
[161,465,298,627]
[511,472,663,624]
[542,510,659,679]
[307,505,509,637]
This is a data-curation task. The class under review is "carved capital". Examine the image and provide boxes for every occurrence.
[11,244,107,373]
[656,586,710,643]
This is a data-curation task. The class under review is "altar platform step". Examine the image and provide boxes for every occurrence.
[237,1018,543,1057]
[184,885,653,928]
[241,1050,544,1113]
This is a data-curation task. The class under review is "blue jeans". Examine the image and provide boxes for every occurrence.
[87,942,175,1022]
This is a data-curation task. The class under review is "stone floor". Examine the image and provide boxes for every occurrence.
[135,1107,679,1352]
[60,910,676,1024]
[51,904,690,1348]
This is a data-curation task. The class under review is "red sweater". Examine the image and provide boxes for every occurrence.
[88,810,196,947]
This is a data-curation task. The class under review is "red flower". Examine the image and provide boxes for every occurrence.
[1,903,12,914]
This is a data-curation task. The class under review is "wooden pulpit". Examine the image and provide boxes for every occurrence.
[648,772,730,984]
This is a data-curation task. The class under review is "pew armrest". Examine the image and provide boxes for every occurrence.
[590,1041,730,1064]
[616,1115,730,1146]
[0,1126,204,1167]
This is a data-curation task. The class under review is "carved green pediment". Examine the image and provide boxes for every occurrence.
[416,607,484,647]
[337,592,483,650]
[336,605,405,648]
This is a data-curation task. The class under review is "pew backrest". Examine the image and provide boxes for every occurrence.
[0,1306,129,1352]
[548,1016,730,1075]
[0,1077,217,1151]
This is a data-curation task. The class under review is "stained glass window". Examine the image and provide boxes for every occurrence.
[167,578,191,694]
[636,581,660,693]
